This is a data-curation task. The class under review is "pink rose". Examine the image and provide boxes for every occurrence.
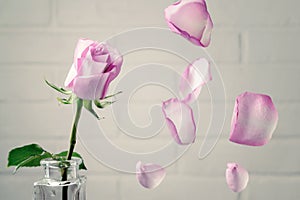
[164,0,213,47]
[64,38,123,100]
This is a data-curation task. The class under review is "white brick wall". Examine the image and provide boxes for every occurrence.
[209,0,300,26]
[245,30,300,63]
[0,0,51,26]
[0,0,299,199]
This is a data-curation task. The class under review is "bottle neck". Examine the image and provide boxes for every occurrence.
[41,158,81,181]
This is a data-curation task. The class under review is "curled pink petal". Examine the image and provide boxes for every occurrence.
[78,51,108,76]
[180,58,212,104]
[101,43,123,81]
[162,98,196,145]
[226,163,249,193]
[229,92,278,146]
[136,161,166,189]
[164,0,213,47]
[74,38,95,70]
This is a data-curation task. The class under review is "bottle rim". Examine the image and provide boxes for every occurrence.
[40,157,82,168]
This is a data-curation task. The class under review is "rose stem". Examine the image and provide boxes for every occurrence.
[67,98,83,160]
[62,98,83,200]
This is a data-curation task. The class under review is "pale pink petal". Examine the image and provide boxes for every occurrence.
[136,161,166,189]
[102,43,123,81]
[180,58,211,104]
[78,50,108,76]
[100,43,123,64]
[200,15,213,47]
[92,53,110,63]
[164,0,213,47]
[72,73,110,100]
[64,64,77,88]
[74,38,95,70]
[229,92,278,146]
[162,98,196,145]
[226,163,249,193]
[99,67,121,99]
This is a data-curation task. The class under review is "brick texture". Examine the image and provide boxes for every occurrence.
[0,0,51,26]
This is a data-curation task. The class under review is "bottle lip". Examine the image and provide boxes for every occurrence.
[40,157,82,167]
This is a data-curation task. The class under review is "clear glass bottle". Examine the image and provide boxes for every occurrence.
[33,158,86,200]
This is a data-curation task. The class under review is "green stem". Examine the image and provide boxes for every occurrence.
[62,98,83,200]
[67,98,83,160]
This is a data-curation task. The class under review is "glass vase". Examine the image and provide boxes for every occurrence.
[33,158,86,200]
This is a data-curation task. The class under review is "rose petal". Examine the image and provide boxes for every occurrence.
[73,73,110,100]
[102,43,123,81]
[180,58,211,104]
[74,38,95,70]
[200,14,213,47]
[164,0,213,47]
[162,98,196,145]
[78,49,108,76]
[226,163,249,193]
[100,67,120,99]
[101,43,123,65]
[136,161,166,189]
[64,64,77,88]
[92,53,110,63]
[229,92,278,146]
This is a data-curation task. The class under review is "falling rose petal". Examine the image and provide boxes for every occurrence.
[229,92,278,146]
[136,161,166,189]
[226,163,249,193]
[164,0,213,47]
[180,58,212,104]
[162,98,196,145]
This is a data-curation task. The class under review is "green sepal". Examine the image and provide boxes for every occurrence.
[103,91,122,99]
[57,97,72,104]
[94,100,104,109]
[83,100,100,119]
[45,79,72,95]
[94,100,116,109]
[7,144,52,173]
[93,91,121,109]
[57,94,74,105]
[54,151,87,170]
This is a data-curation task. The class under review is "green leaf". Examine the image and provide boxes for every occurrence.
[45,79,72,95]
[55,151,87,170]
[7,144,52,173]
[83,100,100,119]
